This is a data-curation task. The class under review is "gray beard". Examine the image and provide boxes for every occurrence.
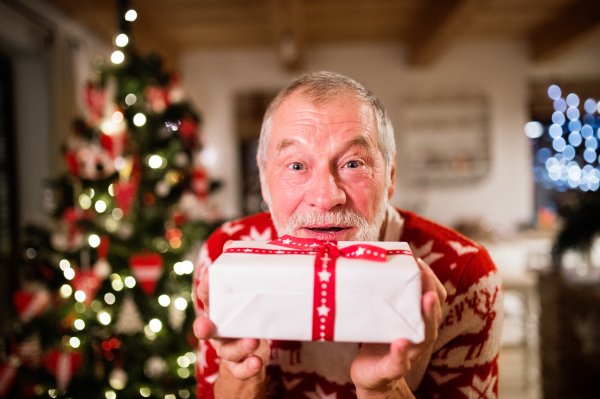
[271,200,388,242]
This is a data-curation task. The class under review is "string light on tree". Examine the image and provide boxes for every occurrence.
[133,113,146,126]
[124,9,137,21]
[111,51,125,64]
[115,34,129,47]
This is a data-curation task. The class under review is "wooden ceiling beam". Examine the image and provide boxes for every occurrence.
[269,0,305,70]
[406,0,480,67]
[529,0,600,62]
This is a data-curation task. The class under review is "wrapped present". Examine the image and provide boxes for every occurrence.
[209,235,424,343]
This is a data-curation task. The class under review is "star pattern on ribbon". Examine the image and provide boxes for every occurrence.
[316,304,330,317]
[318,270,332,282]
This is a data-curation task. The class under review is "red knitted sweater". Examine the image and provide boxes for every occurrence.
[193,209,503,399]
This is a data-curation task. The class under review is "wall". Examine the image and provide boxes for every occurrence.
[181,41,535,229]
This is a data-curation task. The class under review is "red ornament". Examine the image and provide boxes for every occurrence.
[13,290,50,323]
[43,350,82,392]
[178,118,198,149]
[84,83,105,126]
[145,86,170,113]
[114,179,138,216]
[172,211,186,226]
[100,132,127,158]
[71,269,102,305]
[129,252,164,296]
[191,167,209,202]
[0,357,20,397]
[64,151,79,177]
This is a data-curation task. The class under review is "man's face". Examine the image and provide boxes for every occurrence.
[261,92,396,241]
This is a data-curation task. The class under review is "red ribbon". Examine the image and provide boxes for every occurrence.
[225,235,412,341]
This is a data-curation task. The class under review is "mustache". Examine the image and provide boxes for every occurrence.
[285,208,369,228]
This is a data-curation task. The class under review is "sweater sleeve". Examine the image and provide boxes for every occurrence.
[416,250,504,398]
[193,231,228,399]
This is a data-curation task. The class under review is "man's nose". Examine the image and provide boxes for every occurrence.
[305,165,346,211]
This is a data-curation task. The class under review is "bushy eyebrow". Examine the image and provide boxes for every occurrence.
[276,135,373,155]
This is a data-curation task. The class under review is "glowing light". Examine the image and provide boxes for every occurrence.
[584,148,597,163]
[106,218,119,232]
[124,276,136,288]
[166,395,177,399]
[64,268,75,280]
[566,107,580,121]
[185,352,196,363]
[584,98,597,114]
[182,260,194,274]
[597,101,600,113]
[59,259,70,270]
[125,94,137,106]
[60,284,73,298]
[105,391,116,399]
[568,120,582,132]
[105,293,116,304]
[133,113,146,127]
[569,165,582,180]
[112,208,123,220]
[581,125,594,139]
[548,85,561,100]
[177,356,190,368]
[89,234,101,248]
[79,194,92,209]
[95,200,107,213]
[563,145,575,160]
[111,51,125,64]
[174,262,184,275]
[549,124,562,138]
[90,189,95,198]
[170,238,182,249]
[552,111,565,125]
[98,311,111,325]
[74,319,85,330]
[125,9,137,21]
[177,368,190,378]
[553,98,567,112]
[102,121,117,134]
[112,279,124,291]
[552,137,566,152]
[115,34,129,47]
[114,156,126,171]
[586,137,598,150]
[149,319,162,332]
[107,184,114,196]
[140,388,151,397]
[148,155,162,169]
[74,290,86,302]
[568,132,582,147]
[70,337,80,348]
[524,121,544,138]
[566,93,580,107]
[175,297,187,310]
[158,295,170,307]
[112,111,124,124]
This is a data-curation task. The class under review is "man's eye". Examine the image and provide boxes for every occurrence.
[345,161,360,169]
[289,163,304,171]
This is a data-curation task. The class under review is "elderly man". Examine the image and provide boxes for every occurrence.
[193,72,503,399]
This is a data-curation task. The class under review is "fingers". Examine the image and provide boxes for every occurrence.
[420,291,442,349]
[416,258,447,304]
[193,316,215,340]
[220,339,271,380]
[222,356,263,380]
[217,338,260,362]
[197,269,210,315]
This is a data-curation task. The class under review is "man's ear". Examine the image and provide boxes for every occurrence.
[387,151,397,201]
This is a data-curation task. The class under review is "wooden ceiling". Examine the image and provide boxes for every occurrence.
[49,0,600,70]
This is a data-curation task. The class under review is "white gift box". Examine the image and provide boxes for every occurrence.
[209,239,424,343]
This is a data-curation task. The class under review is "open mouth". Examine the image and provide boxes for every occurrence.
[306,226,346,234]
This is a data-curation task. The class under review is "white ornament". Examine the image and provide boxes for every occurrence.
[155,180,171,198]
[93,258,112,280]
[144,356,166,379]
[113,295,144,335]
[108,367,128,390]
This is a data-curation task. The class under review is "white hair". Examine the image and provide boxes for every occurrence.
[257,71,395,188]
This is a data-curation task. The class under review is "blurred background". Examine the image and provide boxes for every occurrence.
[1,0,600,398]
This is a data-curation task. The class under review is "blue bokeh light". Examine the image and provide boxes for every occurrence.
[566,107,580,121]
[537,148,552,163]
[548,85,561,100]
[568,131,582,147]
[562,145,575,160]
[553,137,566,152]
[553,98,567,112]
[549,124,563,138]
[581,124,594,139]
[584,148,597,163]
[552,111,566,125]
[566,93,580,107]
[568,120,582,132]
[584,98,597,114]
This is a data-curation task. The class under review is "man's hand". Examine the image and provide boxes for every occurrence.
[193,241,270,398]
[350,258,447,398]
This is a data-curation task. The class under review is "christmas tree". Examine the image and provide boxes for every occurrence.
[0,22,219,399]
